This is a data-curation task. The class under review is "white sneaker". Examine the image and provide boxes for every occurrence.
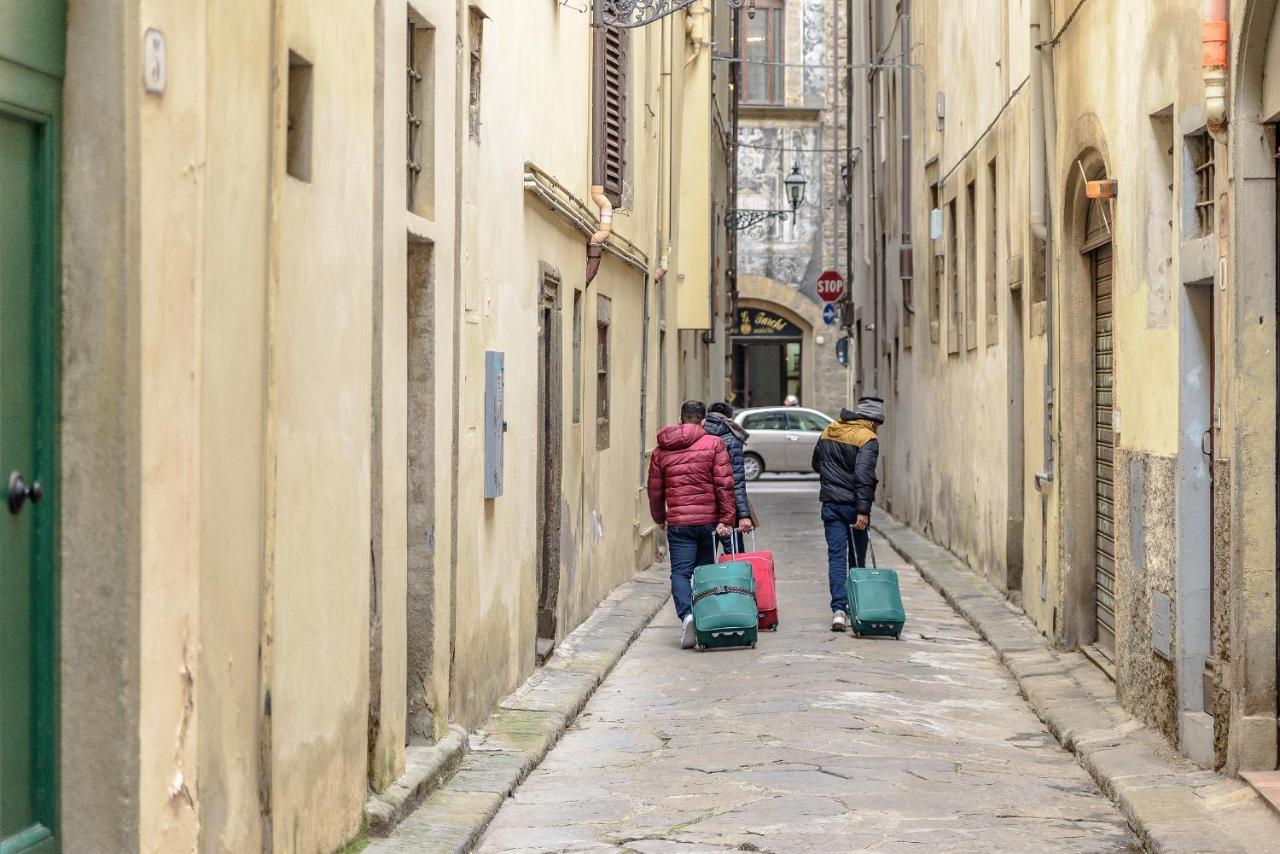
[681,615,697,649]
[831,610,849,632]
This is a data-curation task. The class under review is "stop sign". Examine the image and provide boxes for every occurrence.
[817,270,845,302]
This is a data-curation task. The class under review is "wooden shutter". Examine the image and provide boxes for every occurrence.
[603,26,627,207]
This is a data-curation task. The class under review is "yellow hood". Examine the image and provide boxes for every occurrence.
[821,418,878,448]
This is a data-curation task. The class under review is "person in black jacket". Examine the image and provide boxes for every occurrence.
[811,396,883,632]
[703,402,754,552]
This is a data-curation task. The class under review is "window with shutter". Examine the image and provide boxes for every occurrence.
[602,26,628,207]
[740,0,785,104]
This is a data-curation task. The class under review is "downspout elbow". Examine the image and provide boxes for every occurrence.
[1203,1,1229,141]
[590,184,614,245]
[586,184,613,285]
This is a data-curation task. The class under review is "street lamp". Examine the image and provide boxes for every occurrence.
[783,163,806,213]
[726,163,808,231]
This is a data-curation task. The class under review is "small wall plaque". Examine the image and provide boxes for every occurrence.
[144,29,167,95]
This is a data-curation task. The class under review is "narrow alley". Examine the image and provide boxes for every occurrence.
[13,2,1280,852]
[382,479,1140,852]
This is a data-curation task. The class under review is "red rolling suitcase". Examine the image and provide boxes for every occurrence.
[719,532,779,630]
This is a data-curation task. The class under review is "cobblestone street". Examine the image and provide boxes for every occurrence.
[476,479,1139,853]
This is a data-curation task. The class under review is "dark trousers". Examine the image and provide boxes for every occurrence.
[667,524,716,620]
[821,502,870,613]
[717,529,745,555]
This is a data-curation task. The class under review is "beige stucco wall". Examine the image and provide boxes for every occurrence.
[55,0,722,849]
[197,0,272,850]
[873,0,1277,773]
[448,0,688,728]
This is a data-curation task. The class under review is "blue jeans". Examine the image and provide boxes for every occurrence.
[667,524,716,619]
[822,503,870,613]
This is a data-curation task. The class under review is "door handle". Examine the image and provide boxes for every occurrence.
[786,434,800,441]
[1201,430,1212,457]
[8,471,44,515]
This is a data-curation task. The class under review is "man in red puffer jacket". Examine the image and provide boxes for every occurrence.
[648,400,736,648]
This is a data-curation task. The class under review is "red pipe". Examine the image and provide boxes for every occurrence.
[1203,0,1228,138]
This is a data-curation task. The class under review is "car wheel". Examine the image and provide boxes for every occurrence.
[743,453,763,481]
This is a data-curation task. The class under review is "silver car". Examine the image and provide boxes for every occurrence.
[733,407,833,480]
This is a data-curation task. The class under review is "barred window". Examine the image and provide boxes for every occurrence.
[1187,132,1214,237]
[407,14,435,215]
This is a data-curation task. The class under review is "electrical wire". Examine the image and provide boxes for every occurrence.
[735,139,862,155]
[939,76,1030,186]
[714,54,919,71]
[1044,0,1091,47]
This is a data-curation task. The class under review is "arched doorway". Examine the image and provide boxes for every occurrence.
[731,305,807,407]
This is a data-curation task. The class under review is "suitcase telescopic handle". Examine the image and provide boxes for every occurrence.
[849,523,878,569]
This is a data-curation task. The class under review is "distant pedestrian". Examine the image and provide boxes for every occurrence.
[703,401,754,552]
[648,400,736,648]
[811,396,884,632]
[784,395,800,407]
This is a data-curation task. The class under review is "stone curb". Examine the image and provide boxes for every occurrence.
[874,515,1280,854]
[365,564,671,853]
[365,725,469,836]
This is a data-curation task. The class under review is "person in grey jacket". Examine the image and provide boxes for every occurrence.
[704,402,754,551]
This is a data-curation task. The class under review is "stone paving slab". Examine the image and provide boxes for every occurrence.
[475,483,1140,853]
[875,513,1280,854]
[367,564,671,853]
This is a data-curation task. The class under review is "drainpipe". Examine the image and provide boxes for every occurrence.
[898,0,914,310]
[1028,11,1046,245]
[1203,0,1229,142]
[588,15,613,285]
[1031,0,1058,603]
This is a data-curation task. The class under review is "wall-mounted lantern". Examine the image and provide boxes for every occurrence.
[727,163,808,231]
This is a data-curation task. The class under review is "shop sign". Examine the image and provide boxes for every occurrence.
[735,308,802,338]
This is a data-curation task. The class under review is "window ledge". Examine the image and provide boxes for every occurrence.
[739,103,824,122]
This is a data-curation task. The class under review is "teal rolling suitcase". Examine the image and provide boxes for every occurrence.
[691,559,758,650]
[846,539,906,639]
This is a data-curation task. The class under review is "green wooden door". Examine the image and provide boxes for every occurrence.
[0,3,63,852]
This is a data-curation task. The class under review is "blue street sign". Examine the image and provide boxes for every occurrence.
[822,303,838,325]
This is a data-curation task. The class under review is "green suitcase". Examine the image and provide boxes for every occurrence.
[846,539,906,639]
[691,560,758,650]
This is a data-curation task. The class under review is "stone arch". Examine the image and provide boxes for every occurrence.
[737,274,825,331]
[1224,0,1280,772]
[733,275,826,410]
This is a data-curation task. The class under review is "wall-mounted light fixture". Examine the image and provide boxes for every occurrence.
[727,163,808,230]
